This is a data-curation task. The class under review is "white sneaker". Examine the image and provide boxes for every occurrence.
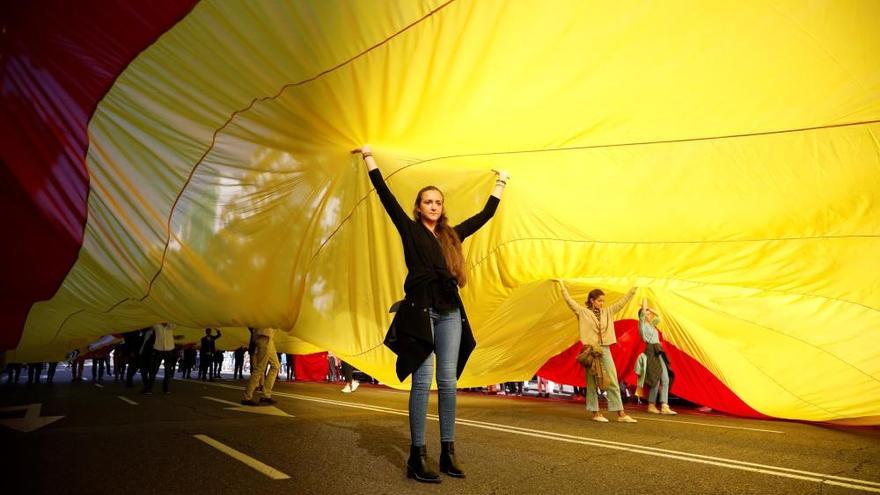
[660,403,678,415]
[350,381,359,392]
[647,404,660,414]
[591,414,609,423]
[341,384,351,393]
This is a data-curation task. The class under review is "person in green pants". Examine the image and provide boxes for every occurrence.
[556,280,638,423]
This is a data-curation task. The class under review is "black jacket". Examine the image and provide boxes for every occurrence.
[369,169,499,381]
[122,330,144,357]
[200,330,221,355]
[644,342,673,388]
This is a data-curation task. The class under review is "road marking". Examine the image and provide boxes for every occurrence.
[188,381,880,492]
[448,416,880,488]
[0,403,64,433]
[193,434,290,480]
[202,396,292,417]
[630,414,784,434]
[203,396,240,407]
[447,418,880,492]
[117,396,139,406]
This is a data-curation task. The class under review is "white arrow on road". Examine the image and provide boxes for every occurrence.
[202,396,292,417]
[0,403,64,433]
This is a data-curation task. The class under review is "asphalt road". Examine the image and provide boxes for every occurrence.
[2,372,879,495]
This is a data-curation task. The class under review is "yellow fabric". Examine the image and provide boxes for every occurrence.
[10,0,880,423]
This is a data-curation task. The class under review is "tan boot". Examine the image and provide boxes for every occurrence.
[660,403,677,415]
[647,403,660,414]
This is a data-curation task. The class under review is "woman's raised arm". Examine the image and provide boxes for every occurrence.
[454,170,509,241]
[353,146,410,233]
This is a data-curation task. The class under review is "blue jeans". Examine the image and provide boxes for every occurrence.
[409,307,461,446]
[648,358,670,404]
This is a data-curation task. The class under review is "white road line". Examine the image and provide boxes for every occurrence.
[193,434,290,480]
[187,380,880,492]
[189,380,779,432]
[116,396,138,406]
[203,396,241,407]
[449,419,880,492]
[185,380,242,390]
[202,396,293,417]
[448,416,880,487]
[630,414,784,434]
[279,392,410,417]
[0,403,64,432]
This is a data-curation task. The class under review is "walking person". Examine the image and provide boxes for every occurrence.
[506,381,523,396]
[5,363,23,385]
[70,353,85,383]
[137,327,156,389]
[326,352,338,382]
[233,346,246,380]
[144,322,177,395]
[213,350,224,380]
[180,346,196,379]
[247,327,256,371]
[639,297,677,415]
[199,328,221,381]
[103,353,113,378]
[354,145,508,482]
[284,353,295,381]
[536,375,549,398]
[241,328,280,406]
[26,362,44,385]
[112,343,127,382]
[46,361,58,385]
[245,327,265,390]
[557,281,638,423]
[129,327,155,392]
[92,349,105,383]
[123,329,145,388]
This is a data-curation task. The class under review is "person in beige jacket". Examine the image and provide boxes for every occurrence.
[557,281,638,423]
[241,327,280,406]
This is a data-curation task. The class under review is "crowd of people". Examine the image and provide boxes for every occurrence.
[3,326,291,395]
[2,329,369,397]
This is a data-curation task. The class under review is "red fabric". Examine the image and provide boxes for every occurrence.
[0,0,197,350]
[661,338,769,419]
[294,352,330,382]
[536,319,766,418]
[536,320,643,388]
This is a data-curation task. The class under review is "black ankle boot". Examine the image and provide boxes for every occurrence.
[439,441,465,478]
[406,445,440,483]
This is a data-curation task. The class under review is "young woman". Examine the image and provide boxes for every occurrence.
[354,145,508,483]
[639,297,677,415]
[557,281,638,423]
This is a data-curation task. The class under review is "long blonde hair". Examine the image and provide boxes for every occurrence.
[413,186,467,287]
